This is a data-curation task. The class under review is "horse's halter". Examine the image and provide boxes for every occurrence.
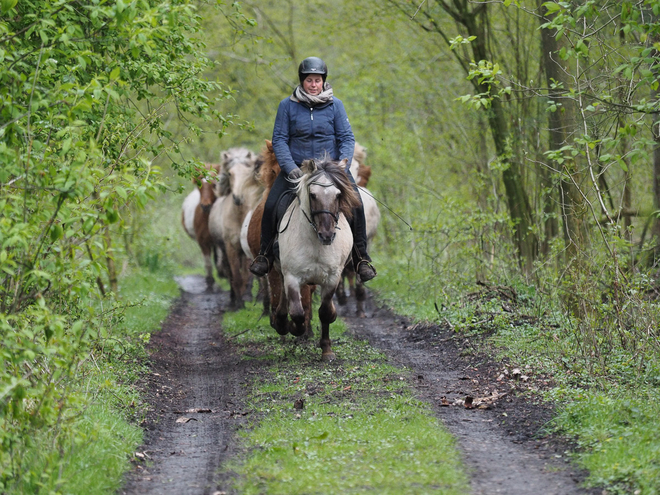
[301,178,341,235]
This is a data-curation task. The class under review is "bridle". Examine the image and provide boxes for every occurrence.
[301,178,340,234]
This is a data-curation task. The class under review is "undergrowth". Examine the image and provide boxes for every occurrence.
[370,255,660,494]
[1,265,179,494]
[221,303,467,494]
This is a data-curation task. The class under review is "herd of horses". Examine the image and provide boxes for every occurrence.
[181,141,380,361]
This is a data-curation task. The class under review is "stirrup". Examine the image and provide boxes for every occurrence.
[250,254,271,277]
[356,259,377,283]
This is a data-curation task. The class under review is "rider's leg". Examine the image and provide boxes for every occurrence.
[250,172,295,277]
[347,174,377,282]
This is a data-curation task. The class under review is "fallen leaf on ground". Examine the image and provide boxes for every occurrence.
[294,399,304,410]
[464,396,474,409]
[175,416,198,423]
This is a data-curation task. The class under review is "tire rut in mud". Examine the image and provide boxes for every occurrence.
[338,295,599,495]
[121,276,253,495]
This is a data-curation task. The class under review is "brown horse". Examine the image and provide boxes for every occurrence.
[181,163,223,289]
[244,140,316,337]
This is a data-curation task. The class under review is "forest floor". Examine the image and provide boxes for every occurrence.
[120,275,600,495]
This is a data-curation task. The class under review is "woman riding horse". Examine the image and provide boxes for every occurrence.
[249,56,377,283]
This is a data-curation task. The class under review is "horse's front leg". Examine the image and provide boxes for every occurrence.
[270,270,289,336]
[302,285,315,340]
[227,245,245,309]
[318,286,338,361]
[355,279,366,318]
[285,274,306,337]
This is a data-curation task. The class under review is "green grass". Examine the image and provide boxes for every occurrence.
[222,303,467,494]
[554,392,660,495]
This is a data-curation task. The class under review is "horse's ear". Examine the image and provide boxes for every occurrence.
[301,159,316,174]
[265,139,273,151]
[221,151,229,162]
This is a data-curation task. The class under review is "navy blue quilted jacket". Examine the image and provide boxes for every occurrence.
[271,96,355,175]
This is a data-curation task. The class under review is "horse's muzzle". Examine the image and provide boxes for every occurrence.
[200,202,213,214]
[318,232,336,245]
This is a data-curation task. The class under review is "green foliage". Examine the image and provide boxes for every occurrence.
[0,0,244,488]
[222,305,467,494]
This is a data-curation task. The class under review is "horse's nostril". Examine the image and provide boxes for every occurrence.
[318,232,335,245]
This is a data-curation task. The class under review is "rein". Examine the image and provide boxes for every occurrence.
[277,174,342,237]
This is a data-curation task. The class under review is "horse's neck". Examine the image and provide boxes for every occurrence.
[244,181,264,210]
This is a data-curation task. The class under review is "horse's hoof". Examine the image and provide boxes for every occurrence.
[275,326,289,336]
[321,351,336,362]
[337,294,347,305]
[289,323,306,337]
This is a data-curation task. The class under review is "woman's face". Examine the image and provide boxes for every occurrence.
[302,74,324,95]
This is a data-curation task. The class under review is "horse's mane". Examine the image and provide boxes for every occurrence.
[354,142,367,166]
[301,157,361,220]
[353,142,371,187]
[357,163,372,187]
[257,139,281,193]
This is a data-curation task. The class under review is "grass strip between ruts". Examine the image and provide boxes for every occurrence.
[221,302,467,494]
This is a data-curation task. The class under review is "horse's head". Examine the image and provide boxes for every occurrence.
[218,147,260,207]
[300,157,361,246]
[194,163,220,213]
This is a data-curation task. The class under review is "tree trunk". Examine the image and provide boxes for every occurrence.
[465,7,538,272]
[538,1,586,261]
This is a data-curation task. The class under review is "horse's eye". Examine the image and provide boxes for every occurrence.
[310,193,317,200]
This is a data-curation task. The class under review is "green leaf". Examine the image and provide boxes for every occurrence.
[542,1,561,14]
[0,0,17,14]
[50,224,63,242]
[106,207,119,224]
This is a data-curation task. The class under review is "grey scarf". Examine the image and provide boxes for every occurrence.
[291,83,333,107]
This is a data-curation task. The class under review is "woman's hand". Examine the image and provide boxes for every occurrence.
[288,168,302,180]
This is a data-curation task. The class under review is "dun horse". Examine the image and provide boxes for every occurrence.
[208,148,261,309]
[274,157,361,361]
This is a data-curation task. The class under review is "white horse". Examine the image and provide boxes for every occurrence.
[208,147,262,308]
[273,157,361,361]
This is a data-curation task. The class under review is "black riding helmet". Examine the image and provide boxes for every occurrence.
[298,56,328,85]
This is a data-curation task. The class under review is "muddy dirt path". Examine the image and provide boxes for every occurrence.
[338,297,597,495]
[122,275,595,494]
[121,276,254,495]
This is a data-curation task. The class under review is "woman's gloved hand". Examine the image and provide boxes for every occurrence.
[288,168,302,180]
